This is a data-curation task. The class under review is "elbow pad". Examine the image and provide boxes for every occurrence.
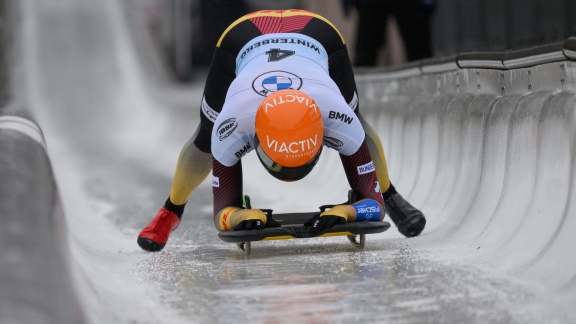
[351,199,382,222]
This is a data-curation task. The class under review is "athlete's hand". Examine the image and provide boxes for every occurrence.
[219,207,269,231]
[305,214,346,235]
[234,209,281,230]
[304,205,352,235]
[234,209,267,231]
[235,218,265,230]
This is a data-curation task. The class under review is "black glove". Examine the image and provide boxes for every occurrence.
[234,218,265,231]
[304,213,347,235]
[234,209,281,231]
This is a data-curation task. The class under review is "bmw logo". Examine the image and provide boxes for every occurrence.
[252,71,303,96]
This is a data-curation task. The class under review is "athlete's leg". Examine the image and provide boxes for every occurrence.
[359,113,391,193]
[137,123,213,252]
[169,125,213,206]
[138,46,237,251]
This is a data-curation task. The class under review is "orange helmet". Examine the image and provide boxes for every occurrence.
[254,89,323,182]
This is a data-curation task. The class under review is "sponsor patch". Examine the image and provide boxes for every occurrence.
[261,92,317,113]
[212,176,220,187]
[266,134,318,157]
[234,142,251,159]
[266,48,295,62]
[201,96,219,122]
[240,37,321,60]
[252,71,303,97]
[357,161,375,175]
[217,118,237,141]
[352,199,381,222]
[348,92,359,110]
[329,110,354,124]
[323,136,343,150]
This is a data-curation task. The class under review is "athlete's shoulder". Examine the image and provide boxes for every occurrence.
[242,9,328,20]
[218,9,344,47]
[242,9,340,35]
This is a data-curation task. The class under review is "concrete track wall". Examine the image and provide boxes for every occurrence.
[0,0,85,322]
[356,39,576,295]
[0,113,85,324]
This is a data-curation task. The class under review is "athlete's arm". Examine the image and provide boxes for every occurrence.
[212,158,268,231]
[339,139,385,205]
[212,158,242,228]
[305,139,384,233]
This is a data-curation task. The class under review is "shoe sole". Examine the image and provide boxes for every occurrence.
[399,216,426,238]
[137,237,166,252]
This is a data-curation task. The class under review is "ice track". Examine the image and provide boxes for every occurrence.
[2,0,576,323]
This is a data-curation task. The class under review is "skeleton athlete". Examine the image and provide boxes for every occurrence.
[137,9,426,252]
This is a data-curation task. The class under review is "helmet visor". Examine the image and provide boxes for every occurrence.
[254,134,322,182]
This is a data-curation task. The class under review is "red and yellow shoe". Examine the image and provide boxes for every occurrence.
[137,207,181,252]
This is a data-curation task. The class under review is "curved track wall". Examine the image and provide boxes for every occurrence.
[356,38,576,294]
[0,113,85,324]
[0,0,85,322]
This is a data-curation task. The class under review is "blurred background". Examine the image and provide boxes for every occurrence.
[121,0,576,82]
[0,0,9,104]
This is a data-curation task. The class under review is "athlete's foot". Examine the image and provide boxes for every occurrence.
[384,192,426,237]
[137,207,181,252]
